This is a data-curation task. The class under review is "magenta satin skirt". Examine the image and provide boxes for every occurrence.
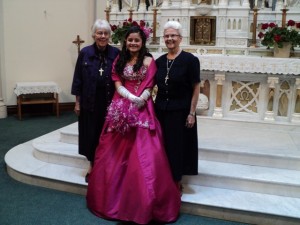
[86,121,181,224]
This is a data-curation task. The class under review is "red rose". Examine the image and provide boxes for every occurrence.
[140,20,146,27]
[132,21,138,26]
[269,22,276,28]
[274,35,281,42]
[258,32,264,39]
[111,25,117,31]
[123,22,128,26]
[261,23,269,30]
[287,20,295,26]
[296,23,300,29]
[128,18,132,23]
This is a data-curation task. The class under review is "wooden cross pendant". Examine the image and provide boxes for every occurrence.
[99,68,104,76]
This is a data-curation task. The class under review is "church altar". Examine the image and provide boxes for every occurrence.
[104,0,300,124]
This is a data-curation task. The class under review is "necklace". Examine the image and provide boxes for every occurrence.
[165,49,182,85]
[99,63,104,76]
[99,53,106,76]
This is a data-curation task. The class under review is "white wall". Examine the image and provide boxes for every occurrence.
[0,0,108,106]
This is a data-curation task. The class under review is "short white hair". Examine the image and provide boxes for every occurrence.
[92,19,111,37]
[163,21,182,36]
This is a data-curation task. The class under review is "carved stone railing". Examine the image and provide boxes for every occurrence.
[152,52,300,123]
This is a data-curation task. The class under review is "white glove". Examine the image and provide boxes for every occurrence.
[117,86,145,108]
[140,89,151,101]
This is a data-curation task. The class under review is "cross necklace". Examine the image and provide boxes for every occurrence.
[165,48,182,85]
[99,53,106,76]
[99,63,104,76]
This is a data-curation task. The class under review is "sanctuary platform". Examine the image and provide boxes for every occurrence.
[5,117,300,225]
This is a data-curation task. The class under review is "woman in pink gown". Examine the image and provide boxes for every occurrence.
[86,26,181,224]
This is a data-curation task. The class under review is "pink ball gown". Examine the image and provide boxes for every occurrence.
[86,58,181,224]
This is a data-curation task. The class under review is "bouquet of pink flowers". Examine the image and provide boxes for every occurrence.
[106,98,139,134]
[110,18,152,44]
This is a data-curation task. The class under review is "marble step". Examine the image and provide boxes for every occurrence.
[5,140,87,195]
[60,120,300,171]
[32,129,88,169]
[183,160,300,198]
[59,122,78,145]
[181,184,300,225]
[197,117,300,170]
[5,143,300,225]
[32,129,300,198]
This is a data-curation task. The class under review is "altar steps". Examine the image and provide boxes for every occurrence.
[5,118,300,225]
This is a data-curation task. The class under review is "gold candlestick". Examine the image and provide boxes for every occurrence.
[281,8,289,27]
[105,7,111,22]
[251,6,259,48]
[128,7,134,20]
[150,7,158,45]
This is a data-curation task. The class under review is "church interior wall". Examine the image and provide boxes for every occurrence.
[0,0,101,107]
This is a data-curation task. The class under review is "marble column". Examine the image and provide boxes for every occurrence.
[242,0,250,7]
[138,0,147,12]
[0,85,7,118]
[212,73,225,118]
[218,0,228,6]
[182,0,191,7]
[264,77,278,121]
[0,1,7,118]
[111,0,119,12]
[291,78,300,123]
[162,0,169,7]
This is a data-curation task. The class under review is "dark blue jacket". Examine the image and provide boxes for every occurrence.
[71,43,120,111]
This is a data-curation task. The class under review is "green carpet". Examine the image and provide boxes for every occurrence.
[0,112,249,225]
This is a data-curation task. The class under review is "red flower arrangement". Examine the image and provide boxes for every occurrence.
[258,20,300,49]
[110,18,152,44]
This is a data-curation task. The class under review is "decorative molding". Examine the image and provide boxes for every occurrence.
[199,56,300,75]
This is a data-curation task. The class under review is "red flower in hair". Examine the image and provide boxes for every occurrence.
[110,18,153,44]
[140,20,146,27]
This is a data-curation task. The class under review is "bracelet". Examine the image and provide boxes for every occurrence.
[189,112,195,116]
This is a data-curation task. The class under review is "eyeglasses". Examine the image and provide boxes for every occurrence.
[95,31,109,37]
[163,34,181,39]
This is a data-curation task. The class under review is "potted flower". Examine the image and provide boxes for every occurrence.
[258,20,300,57]
[110,18,152,45]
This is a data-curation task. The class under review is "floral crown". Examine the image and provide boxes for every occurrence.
[110,18,152,44]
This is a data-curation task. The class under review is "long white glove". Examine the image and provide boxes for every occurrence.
[117,86,145,108]
[140,89,151,101]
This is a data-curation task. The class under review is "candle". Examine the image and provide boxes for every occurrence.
[284,0,287,6]
[106,0,109,8]
[130,0,132,7]
[255,0,258,7]
[153,0,157,7]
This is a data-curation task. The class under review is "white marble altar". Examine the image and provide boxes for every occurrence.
[107,0,300,124]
